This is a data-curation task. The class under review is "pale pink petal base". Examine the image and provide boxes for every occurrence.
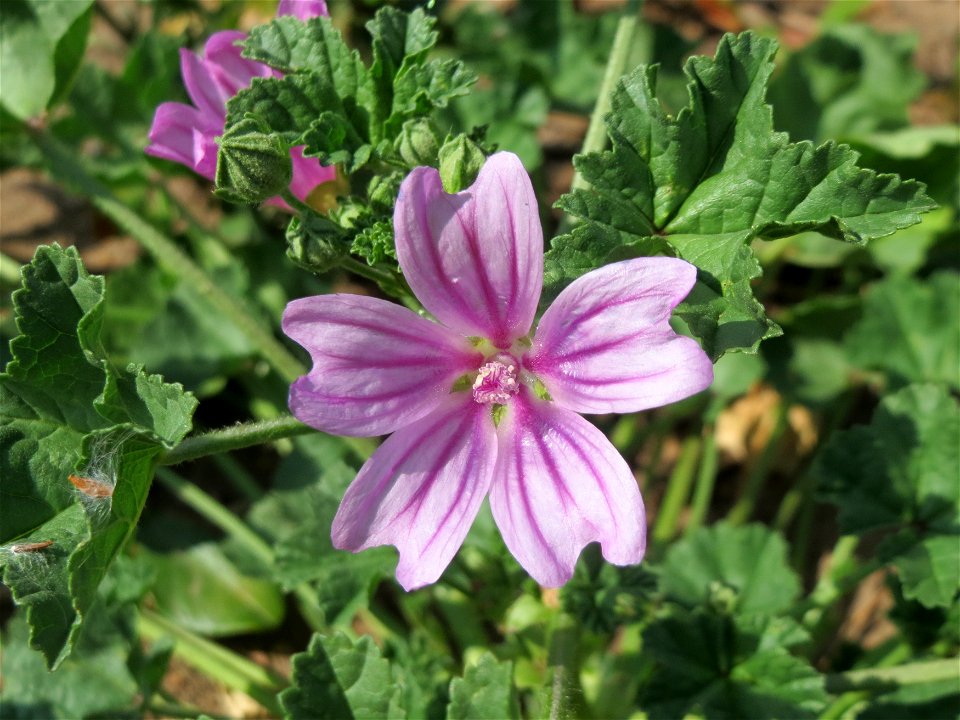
[489,390,646,587]
[332,398,498,590]
[394,153,543,347]
[527,257,714,414]
[283,294,482,437]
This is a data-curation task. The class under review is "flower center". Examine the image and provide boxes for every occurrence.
[472,356,520,405]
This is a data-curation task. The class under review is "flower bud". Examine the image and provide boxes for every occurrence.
[438,134,486,193]
[395,119,443,167]
[215,117,292,204]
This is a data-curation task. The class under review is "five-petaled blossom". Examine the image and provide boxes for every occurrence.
[146,0,334,208]
[283,152,714,590]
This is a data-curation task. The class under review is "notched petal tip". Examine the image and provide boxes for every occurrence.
[489,393,646,588]
[330,400,498,591]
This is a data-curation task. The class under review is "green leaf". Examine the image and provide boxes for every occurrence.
[661,522,800,616]
[280,632,405,719]
[244,15,368,79]
[248,435,389,625]
[845,272,960,390]
[548,31,935,359]
[640,610,827,719]
[0,0,94,120]
[3,243,111,430]
[148,542,284,636]
[818,384,960,607]
[0,607,138,719]
[769,24,925,143]
[1,245,196,667]
[447,653,519,720]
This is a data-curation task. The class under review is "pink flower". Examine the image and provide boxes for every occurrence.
[282,153,714,590]
[146,0,334,207]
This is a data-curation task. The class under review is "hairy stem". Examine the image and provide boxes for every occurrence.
[160,416,315,466]
[139,609,285,713]
[30,129,306,383]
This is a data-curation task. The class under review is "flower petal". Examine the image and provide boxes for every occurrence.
[394,152,543,347]
[277,0,329,20]
[332,397,497,590]
[489,391,646,587]
[288,146,336,201]
[527,258,714,414]
[146,101,212,170]
[283,294,482,437]
[179,46,228,121]
[203,30,276,98]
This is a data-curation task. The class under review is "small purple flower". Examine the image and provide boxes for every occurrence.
[283,153,714,590]
[146,0,334,208]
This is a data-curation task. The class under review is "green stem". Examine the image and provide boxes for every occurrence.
[211,453,263,502]
[726,401,789,525]
[546,613,585,720]
[340,256,420,311]
[570,13,642,192]
[687,429,718,534]
[820,643,912,720]
[280,188,315,215]
[154,468,274,565]
[1,252,23,284]
[154,467,328,631]
[652,437,701,543]
[824,658,960,694]
[139,609,284,714]
[160,415,315,465]
[30,129,306,384]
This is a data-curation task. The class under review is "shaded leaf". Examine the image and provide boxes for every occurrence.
[818,384,960,607]
[280,632,405,719]
[661,522,800,616]
[641,610,826,720]
[845,272,959,390]
[447,653,519,720]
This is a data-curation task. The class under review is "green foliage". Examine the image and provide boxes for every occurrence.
[547,32,935,359]
[280,632,405,720]
[818,384,960,607]
[641,610,827,719]
[247,435,390,625]
[846,272,960,390]
[661,523,801,616]
[0,0,93,120]
[769,24,925,143]
[148,542,285,636]
[228,7,478,278]
[0,557,156,719]
[0,245,196,667]
[447,653,519,720]
[233,8,473,159]
[439,134,486,193]
[215,116,293,204]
